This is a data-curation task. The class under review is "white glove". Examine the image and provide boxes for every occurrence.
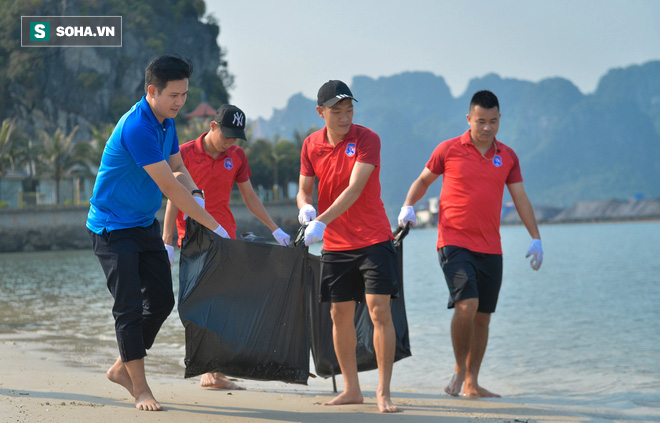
[525,239,543,270]
[298,204,317,225]
[304,220,326,246]
[272,228,291,246]
[165,244,174,268]
[213,224,230,239]
[398,205,417,228]
[184,196,205,220]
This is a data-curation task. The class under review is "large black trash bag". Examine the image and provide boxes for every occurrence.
[178,219,310,384]
[304,225,412,378]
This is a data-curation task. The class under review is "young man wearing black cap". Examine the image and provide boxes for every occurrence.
[297,80,400,413]
[162,105,291,388]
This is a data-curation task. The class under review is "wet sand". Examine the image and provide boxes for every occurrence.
[0,339,586,423]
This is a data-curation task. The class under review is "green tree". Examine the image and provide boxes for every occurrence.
[0,118,18,177]
[244,139,274,193]
[38,126,89,204]
[272,139,301,199]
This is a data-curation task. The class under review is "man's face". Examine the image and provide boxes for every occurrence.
[317,98,354,137]
[467,105,500,145]
[148,79,188,122]
[208,121,238,154]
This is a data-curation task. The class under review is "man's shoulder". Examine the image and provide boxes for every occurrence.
[353,124,379,140]
[179,139,196,153]
[121,105,157,139]
[227,144,247,159]
[434,134,463,153]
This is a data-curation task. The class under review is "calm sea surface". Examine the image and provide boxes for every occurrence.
[1,221,659,422]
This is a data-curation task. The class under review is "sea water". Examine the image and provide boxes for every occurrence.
[1,221,659,421]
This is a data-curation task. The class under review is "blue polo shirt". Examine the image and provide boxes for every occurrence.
[86,96,180,234]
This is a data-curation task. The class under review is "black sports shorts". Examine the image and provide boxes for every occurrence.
[438,245,503,313]
[320,240,399,303]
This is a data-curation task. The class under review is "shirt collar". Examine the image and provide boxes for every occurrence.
[138,95,173,130]
[322,124,357,146]
[462,129,500,154]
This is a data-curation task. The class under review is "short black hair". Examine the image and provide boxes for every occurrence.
[144,55,193,94]
[469,90,499,112]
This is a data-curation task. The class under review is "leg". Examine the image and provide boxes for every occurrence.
[323,301,364,406]
[462,312,500,398]
[366,294,399,413]
[124,358,162,411]
[445,298,478,396]
[200,372,245,390]
[107,356,134,397]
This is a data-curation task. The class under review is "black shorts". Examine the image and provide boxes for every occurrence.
[438,245,503,314]
[320,240,399,303]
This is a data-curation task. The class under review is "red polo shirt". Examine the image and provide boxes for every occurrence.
[300,124,392,251]
[427,130,523,254]
[176,133,251,245]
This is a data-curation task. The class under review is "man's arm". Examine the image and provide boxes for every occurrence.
[237,179,279,232]
[143,158,219,232]
[403,167,440,207]
[297,174,315,209]
[509,182,543,270]
[162,199,178,246]
[508,182,541,239]
[316,161,375,225]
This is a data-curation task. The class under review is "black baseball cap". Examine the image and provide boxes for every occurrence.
[214,104,246,140]
[317,80,358,107]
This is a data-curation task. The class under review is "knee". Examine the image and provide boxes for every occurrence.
[474,312,491,328]
[368,303,393,328]
[454,298,478,316]
[147,292,175,319]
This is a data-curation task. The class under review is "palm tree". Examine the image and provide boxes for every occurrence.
[38,125,86,204]
[0,118,17,177]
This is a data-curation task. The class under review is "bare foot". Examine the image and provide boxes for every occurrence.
[106,357,134,397]
[444,373,464,396]
[135,389,163,411]
[462,384,501,398]
[322,391,364,406]
[200,373,245,390]
[377,394,400,413]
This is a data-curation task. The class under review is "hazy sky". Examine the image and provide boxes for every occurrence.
[204,0,660,119]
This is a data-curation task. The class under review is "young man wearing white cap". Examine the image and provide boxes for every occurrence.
[297,80,400,413]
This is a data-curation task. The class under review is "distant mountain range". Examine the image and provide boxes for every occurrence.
[252,61,660,212]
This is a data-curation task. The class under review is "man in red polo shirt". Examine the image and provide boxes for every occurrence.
[298,80,400,413]
[162,104,290,390]
[398,90,543,398]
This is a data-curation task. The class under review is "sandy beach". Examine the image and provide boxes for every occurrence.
[0,338,587,423]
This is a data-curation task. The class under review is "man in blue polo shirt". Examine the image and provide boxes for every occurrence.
[87,55,228,412]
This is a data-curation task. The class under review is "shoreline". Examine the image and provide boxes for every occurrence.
[0,337,587,423]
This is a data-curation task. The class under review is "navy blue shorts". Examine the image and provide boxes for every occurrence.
[320,240,399,303]
[438,245,503,313]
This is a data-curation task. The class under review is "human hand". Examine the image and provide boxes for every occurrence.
[525,239,543,270]
[298,204,317,225]
[398,205,417,228]
[272,228,291,246]
[165,244,174,268]
[184,196,205,220]
[213,224,230,239]
[304,220,326,246]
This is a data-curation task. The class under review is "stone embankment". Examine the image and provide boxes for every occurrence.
[501,197,660,224]
[0,201,300,253]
